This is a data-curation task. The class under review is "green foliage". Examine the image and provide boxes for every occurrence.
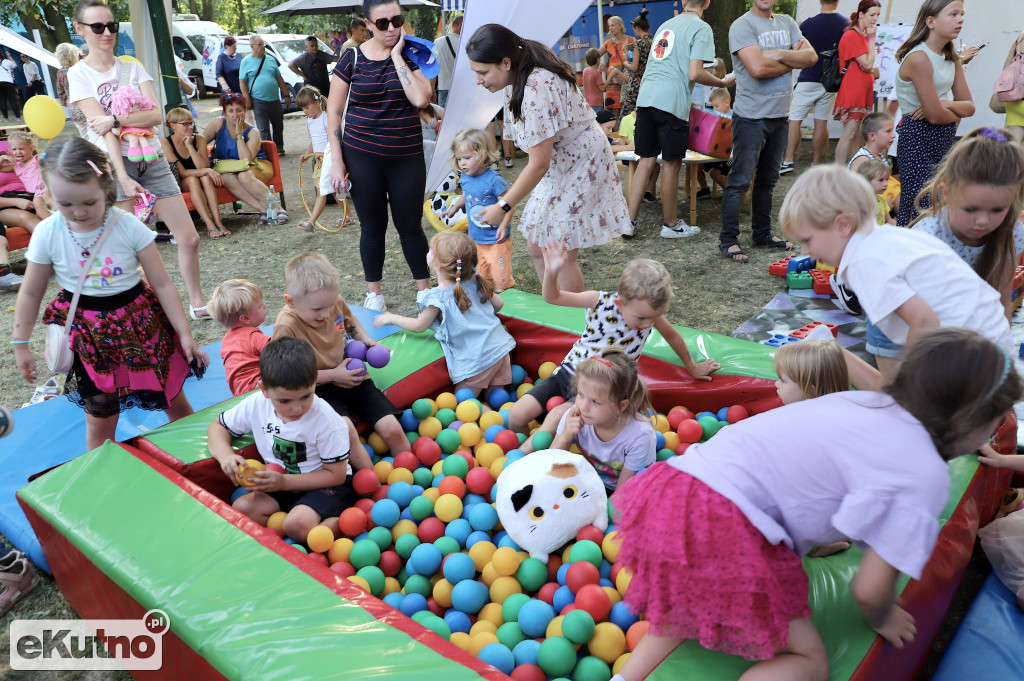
[745,0,798,17]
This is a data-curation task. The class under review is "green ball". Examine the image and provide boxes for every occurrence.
[501,592,532,623]
[411,611,451,640]
[404,574,432,597]
[435,408,457,428]
[291,543,308,553]
[436,429,462,454]
[349,539,380,569]
[395,567,408,585]
[572,656,610,681]
[412,467,434,489]
[412,398,435,419]
[395,533,420,560]
[497,621,527,649]
[356,565,386,596]
[569,540,603,568]
[537,636,577,678]
[515,558,549,592]
[531,431,554,451]
[368,526,393,551]
[517,432,527,445]
[409,495,435,521]
[561,610,595,645]
[434,536,461,557]
[698,415,721,440]
[656,447,675,462]
[441,454,470,479]
[406,431,419,445]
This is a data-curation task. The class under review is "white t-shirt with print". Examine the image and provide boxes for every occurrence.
[219,393,352,475]
[25,207,152,295]
[67,59,154,156]
[557,410,656,490]
[911,209,1024,269]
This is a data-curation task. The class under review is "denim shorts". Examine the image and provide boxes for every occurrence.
[116,154,182,202]
[864,320,904,359]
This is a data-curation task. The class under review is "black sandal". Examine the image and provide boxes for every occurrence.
[753,235,792,249]
[719,243,749,263]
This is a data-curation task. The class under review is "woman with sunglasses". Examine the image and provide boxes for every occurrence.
[67,0,210,319]
[162,107,230,239]
[327,0,432,313]
[467,24,631,292]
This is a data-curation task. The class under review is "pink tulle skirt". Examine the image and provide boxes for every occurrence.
[611,462,811,661]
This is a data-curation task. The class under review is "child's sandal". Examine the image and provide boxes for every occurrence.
[256,213,270,226]
[298,220,313,232]
[274,210,290,225]
[0,556,40,618]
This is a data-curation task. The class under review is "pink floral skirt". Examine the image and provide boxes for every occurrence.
[611,462,811,660]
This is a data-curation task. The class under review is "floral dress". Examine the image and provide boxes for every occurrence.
[620,35,652,118]
[504,69,630,250]
[56,66,88,138]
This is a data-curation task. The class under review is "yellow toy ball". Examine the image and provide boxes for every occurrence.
[435,392,458,410]
[455,400,482,424]
[433,578,455,608]
[418,416,442,439]
[603,586,622,605]
[615,567,633,595]
[382,577,402,596]
[470,620,497,637]
[23,95,65,139]
[435,494,464,522]
[387,467,414,485]
[474,443,503,470]
[367,432,389,454]
[421,487,440,503]
[489,457,506,478]
[537,361,557,380]
[235,459,265,487]
[267,511,287,536]
[516,383,533,399]
[328,537,354,564]
[479,410,504,431]
[348,575,371,593]
[480,561,499,587]
[469,632,500,655]
[602,531,622,563]
[589,622,627,664]
[478,602,505,628]
[391,519,419,541]
[653,414,670,433]
[491,546,522,577]
[450,632,472,652]
[613,653,630,675]
[468,540,497,572]
[488,576,522,604]
[546,615,565,638]
[430,460,445,476]
[373,460,393,483]
[663,431,680,451]
[307,526,335,553]
[458,422,482,448]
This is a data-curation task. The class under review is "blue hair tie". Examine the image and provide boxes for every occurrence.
[979,127,1010,143]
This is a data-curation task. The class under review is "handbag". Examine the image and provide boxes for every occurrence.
[990,92,1007,115]
[994,36,1024,103]
[44,213,113,373]
[820,42,853,94]
[212,158,256,174]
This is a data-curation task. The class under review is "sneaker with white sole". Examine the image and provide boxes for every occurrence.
[660,220,700,239]
[0,271,23,291]
[504,157,513,168]
[363,291,388,312]
[779,162,794,175]
[28,377,61,405]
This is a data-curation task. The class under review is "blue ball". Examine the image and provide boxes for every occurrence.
[487,388,511,410]
[450,579,488,614]
[655,431,666,450]
[383,592,404,609]
[432,473,446,488]
[230,486,251,503]
[504,448,526,466]
[485,424,506,443]
[410,484,425,497]
[466,530,491,548]
[695,411,716,421]
[513,639,541,666]
[510,364,527,387]
[497,534,521,551]
[370,499,401,528]
[609,600,640,631]
[363,443,375,459]
[400,507,414,521]
[354,531,370,542]
[434,536,461,557]
[444,609,472,634]
[552,585,575,613]
[499,409,511,428]
[517,599,555,638]
[464,492,487,507]
[399,592,428,617]
[599,559,612,579]
[283,537,297,544]
[479,643,515,675]
[455,388,476,403]
[387,480,416,508]
[400,408,419,432]
[556,562,571,586]
[599,577,614,588]
[469,503,498,531]
[408,543,443,576]
[442,551,476,584]
[716,407,730,421]
[445,518,472,547]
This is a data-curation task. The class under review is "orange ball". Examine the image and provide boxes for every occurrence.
[438,475,467,498]
[338,507,368,537]
[625,620,649,651]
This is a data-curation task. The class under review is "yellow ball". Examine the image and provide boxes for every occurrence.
[387,467,414,485]
[391,519,419,541]
[500,402,515,412]
[489,457,506,478]
[603,586,622,605]
[653,414,670,433]
[468,540,497,572]
[431,460,445,476]
[663,431,680,451]
[450,632,472,652]
[23,95,65,139]
[478,601,505,627]
[374,461,394,483]
[235,458,265,487]
[458,422,482,448]
[602,531,622,563]
[538,361,557,380]
[348,575,371,593]
[470,620,497,637]
[328,537,354,564]
[561,544,574,564]
[267,511,287,536]
[435,392,458,410]
[491,546,522,577]
[480,562,499,587]
[589,622,627,664]
[479,410,504,431]
[613,653,630,675]
[433,578,455,608]
[421,487,440,503]
[475,443,503,469]
[383,576,402,596]
[306,525,335,554]
[469,632,499,655]
[569,444,582,454]
[488,575,522,604]
[455,400,482,424]
[367,432,389,454]
[516,383,533,399]
[419,416,443,439]
[435,494,464,522]
[615,567,633,595]
[546,615,565,638]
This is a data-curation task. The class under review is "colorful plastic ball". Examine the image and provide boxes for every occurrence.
[676,417,703,443]
[347,358,368,377]
[234,458,265,487]
[391,450,418,471]
[538,362,558,380]
[417,416,442,440]
[655,448,674,462]
[370,499,400,528]
[434,535,461,557]
[509,364,527,386]
[458,422,482,448]
[561,609,596,645]
[387,481,416,508]
[330,560,356,578]
[517,383,533,399]
[451,387,474,403]
[589,622,627,664]
[445,518,472,547]
[450,631,472,652]
[345,340,368,361]
[417,517,447,544]
[530,431,554,451]
[569,540,603,568]
[399,592,429,617]
[266,511,287,536]
[609,601,639,632]
[411,610,451,640]
[469,503,499,531]
[666,406,690,430]
[536,582,560,605]
[408,542,443,576]
[349,538,381,570]
[726,404,750,423]
[511,558,546,593]
[602,531,621,563]
[468,540,497,571]
[478,642,516,674]
[491,546,522,577]
[487,388,511,410]
[573,655,611,681]
[400,408,419,432]
[537,636,577,677]
[230,486,251,503]
[433,429,459,455]
[716,406,730,421]
[339,507,368,537]
[412,398,436,420]
[517,599,556,638]
[327,537,354,564]
[435,494,465,523]
[574,584,611,621]
[352,469,380,496]
[695,411,716,421]
[494,621,526,650]
[496,591,528,623]
[442,454,470,479]
[674,442,691,456]
[387,467,414,486]
[545,396,566,413]
[510,663,546,681]
[444,609,472,634]
[488,429,516,453]
[367,526,393,550]
[480,410,505,432]
[366,344,391,368]
[306,525,334,553]
[698,415,723,439]
[489,575,523,603]
[442,551,476,584]
[565,560,601,593]
[374,460,394,483]
[265,462,286,475]
[438,475,467,498]
[451,579,489,614]
[432,391,455,410]
[571,524,603,546]
[455,400,482,424]
[465,466,495,497]
[403,496,431,522]
[655,430,666,451]
[356,565,386,595]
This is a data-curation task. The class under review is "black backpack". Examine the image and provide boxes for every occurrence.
[820,43,852,93]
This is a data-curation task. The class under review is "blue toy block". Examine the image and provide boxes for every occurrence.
[786,255,816,274]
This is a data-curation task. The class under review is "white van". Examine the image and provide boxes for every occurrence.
[122,15,228,97]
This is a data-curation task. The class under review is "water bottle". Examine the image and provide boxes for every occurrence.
[266,184,278,222]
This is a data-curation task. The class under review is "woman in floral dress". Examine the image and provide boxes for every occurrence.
[467,24,631,292]
[620,10,653,120]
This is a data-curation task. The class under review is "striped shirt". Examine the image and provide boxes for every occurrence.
[334,47,423,157]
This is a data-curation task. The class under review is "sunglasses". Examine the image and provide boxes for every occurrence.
[80,21,120,35]
[223,93,244,100]
[373,15,405,31]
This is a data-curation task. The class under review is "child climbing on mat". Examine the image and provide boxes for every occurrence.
[272,253,408,456]
[782,165,1012,390]
[508,244,720,434]
[373,230,515,397]
[610,327,1022,681]
[442,129,515,291]
[11,137,207,451]
[910,127,1024,321]
[0,130,49,219]
[525,347,656,494]
[208,336,362,543]
[208,278,270,396]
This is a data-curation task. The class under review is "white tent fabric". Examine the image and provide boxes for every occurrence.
[424,0,592,194]
[0,27,59,68]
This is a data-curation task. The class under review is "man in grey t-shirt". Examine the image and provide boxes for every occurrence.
[719,0,817,261]
[435,15,462,108]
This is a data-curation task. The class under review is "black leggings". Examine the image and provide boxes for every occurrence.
[0,82,20,118]
[343,146,429,282]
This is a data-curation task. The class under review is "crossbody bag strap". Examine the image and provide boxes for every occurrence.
[251,55,268,87]
[444,35,456,59]
[62,211,115,334]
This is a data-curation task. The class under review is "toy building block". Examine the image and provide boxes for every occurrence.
[786,255,816,274]
[789,321,839,339]
[816,261,837,274]
[811,269,834,296]
[763,334,801,347]
[769,255,795,277]
[786,271,814,289]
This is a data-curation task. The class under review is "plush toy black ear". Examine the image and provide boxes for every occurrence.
[511,485,534,513]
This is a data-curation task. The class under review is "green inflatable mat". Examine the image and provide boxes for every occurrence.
[18,442,490,681]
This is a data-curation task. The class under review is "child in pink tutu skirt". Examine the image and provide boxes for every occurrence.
[610,327,1020,681]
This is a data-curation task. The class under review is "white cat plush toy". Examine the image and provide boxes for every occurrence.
[496,449,608,563]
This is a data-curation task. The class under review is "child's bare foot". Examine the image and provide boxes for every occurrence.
[807,541,851,558]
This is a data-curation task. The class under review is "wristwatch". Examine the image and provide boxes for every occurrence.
[497,196,512,213]
[112,115,121,129]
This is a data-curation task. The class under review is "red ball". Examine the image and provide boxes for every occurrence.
[265,463,286,474]
[559,603,577,615]
[378,550,402,577]
[338,507,368,537]
[511,664,547,681]
[438,475,467,498]
[493,429,520,453]
[417,517,446,543]
[575,583,612,622]
[726,404,750,424]
[666,407,690,430]
[575,525,606,546]
[413,437,443,466]
[355,497,376,515]
[371,486,390,502]
[427,597,445,617]
[465,467,495,496]
[545,396,566,412]
[454,450,476,469]
[307,552,328,567]
[394,450,420,471]
[330,562,356,578]
[546,554,563,583]
[674,443,691,457]
[566,561,601,593]
[353,469,380,496]
[676,419,703,444]
[609,562,623,582]
[536,582,559,605]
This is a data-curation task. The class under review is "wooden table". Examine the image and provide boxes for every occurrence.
[616,150,727,226]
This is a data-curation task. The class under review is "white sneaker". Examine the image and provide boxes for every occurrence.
[504,157,513,168]
[660,220,700,239]
[0,271,23,291]
[29,377,61,405]
[363,291,388,312]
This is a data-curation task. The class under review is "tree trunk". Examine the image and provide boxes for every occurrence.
[704,0,746,73]
[235,0,248,34]
[40,1,72,50]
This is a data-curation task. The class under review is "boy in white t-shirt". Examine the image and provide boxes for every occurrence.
[208,336,368,542]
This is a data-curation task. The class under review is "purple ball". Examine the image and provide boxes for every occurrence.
[346,340,368,361]
[347,358,367,377]
[366,344,391,369]
[448,420,464,430]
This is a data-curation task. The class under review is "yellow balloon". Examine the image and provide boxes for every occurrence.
[24,95,65,139]
[118,55,142,64]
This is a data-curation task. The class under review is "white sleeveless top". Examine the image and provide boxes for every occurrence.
[894,43,955,111]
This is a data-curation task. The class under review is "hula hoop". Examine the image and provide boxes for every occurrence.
[298,155,350,233]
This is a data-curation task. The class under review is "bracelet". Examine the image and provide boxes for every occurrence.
[9,340,29,345]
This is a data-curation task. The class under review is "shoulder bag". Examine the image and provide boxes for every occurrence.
[994,35,1024,103]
